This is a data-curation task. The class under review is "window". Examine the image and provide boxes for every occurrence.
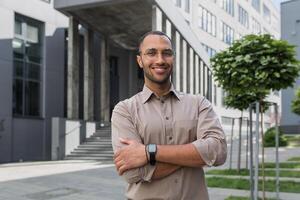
[221,116,233,125]
[13,14,43,117]
[199,6,216,37]
[201,43,217,58]
[184,0,190,13]
[220,0,234,16]
[221,89,227,106]
[220,21,234,45]
[238,5,249,28]
[252,0,260,12]
[214,84,217,106]
[175,0,182,7]
[263,4,271,24]
[252,17,261,34]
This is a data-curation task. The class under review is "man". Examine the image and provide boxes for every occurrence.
[111,31,227,200]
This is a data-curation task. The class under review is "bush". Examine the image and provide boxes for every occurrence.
[264,127,287,147]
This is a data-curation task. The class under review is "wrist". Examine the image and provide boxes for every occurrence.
[147,144,157,166]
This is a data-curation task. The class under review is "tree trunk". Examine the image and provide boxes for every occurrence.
[260,101,266,200]
[237,112,243,173]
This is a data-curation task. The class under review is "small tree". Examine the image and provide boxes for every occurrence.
[211,34,300,199]
[223,90,269,173]
[291,87,300,115]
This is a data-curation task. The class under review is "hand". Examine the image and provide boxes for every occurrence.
[114,138,147,175]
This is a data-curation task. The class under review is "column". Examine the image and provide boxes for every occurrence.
[100,38,110,123]
[67,17,79,119]
[152,5,162,31]
[195,54,199,94]
[175,32,181,91]
[170,26,176,86]
[83,28,94,121]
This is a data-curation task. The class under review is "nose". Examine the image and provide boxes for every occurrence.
[155,53,165,65]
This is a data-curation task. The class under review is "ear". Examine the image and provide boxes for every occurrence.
[136,55,143,69]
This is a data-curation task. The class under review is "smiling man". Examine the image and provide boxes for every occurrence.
[111,31,227,200]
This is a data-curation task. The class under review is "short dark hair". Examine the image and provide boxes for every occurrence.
[138,30,173,54]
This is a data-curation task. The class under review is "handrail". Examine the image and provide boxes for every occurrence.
[64,123,83,136]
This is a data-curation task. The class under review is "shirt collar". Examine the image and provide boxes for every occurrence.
[141,84,180,104]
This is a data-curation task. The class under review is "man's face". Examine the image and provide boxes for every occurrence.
[137,34,174,85]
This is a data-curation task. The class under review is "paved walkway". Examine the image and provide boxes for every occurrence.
[1,146,300,200]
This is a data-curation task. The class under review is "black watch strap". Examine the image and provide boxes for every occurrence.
[147,144,157,165]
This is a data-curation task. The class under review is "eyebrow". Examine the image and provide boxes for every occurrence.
[145,48,173,51]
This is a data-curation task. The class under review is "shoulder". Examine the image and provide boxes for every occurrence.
[179,92,208,104]
[113,92,143,115]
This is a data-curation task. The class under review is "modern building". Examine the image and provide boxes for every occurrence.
[0,0,281,163]
[281,0,300,134]
[172,0,281,135]
[0,0,68,163]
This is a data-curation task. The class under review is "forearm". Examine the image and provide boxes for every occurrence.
[152,162,181,180]
[156,143,205,167]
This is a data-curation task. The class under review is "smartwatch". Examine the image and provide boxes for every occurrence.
[147,144,157,166]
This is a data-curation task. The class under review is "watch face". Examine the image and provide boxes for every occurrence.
[148,144,156,152]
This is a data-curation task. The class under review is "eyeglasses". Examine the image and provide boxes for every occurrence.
[140,49,175,60]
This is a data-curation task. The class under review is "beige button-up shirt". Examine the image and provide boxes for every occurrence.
[111,85,227,200]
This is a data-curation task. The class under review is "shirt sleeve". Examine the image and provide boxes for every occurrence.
[192,97,227,167]
[111,101,156,184]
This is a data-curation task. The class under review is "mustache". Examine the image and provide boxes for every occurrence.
[150,63,171,68]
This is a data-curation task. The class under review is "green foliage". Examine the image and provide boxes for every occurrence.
[211,34,300,109]
[291,87,300,115]
[223,90,268,111]
[264,127,287,147]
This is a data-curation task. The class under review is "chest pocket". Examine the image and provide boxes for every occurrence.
[173,120,197,144]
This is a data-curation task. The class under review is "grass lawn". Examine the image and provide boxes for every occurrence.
[206,177,300,193]
[225,196,275,200]
[288,157,300,162]
[260,162,300,169]
[207,169,300,178]
[285,135,300,147]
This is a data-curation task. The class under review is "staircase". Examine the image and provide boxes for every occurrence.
[65,126,114,162]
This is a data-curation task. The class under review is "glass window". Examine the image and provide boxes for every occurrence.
[199,5,217,37]
[252,0,260,12]
[176,0,182,7]
[185,0,190,13]
[220,0,234,16]
[221,116,233,125]
[221,21,234,45]
[13,14,43,117]
[238,5,249,28]
[263,4,271,24]
[201,43,217,58]
[252,17,261,34]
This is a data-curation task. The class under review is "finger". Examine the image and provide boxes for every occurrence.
[119,137,131,145]
[114,150,121,158]
[119,164,128,175]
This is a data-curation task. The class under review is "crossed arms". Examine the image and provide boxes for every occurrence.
[111,99,227,183]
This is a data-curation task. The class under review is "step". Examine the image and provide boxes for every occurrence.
[69,153,113,157]
[64,156,113,161]
[73,149,113,153]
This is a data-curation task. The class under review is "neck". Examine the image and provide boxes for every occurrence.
[145,79,171,97]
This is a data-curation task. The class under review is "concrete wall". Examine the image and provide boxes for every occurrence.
[280,0,300,132]
[0,0,68,163]
[51,118,96,160]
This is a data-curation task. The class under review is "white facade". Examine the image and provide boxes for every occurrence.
[172,0,281,135]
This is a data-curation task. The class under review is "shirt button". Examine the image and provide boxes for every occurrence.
[175,179,178,183]
[169,136,172,140]
[161,100,165,103]
[165,117,169,120]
